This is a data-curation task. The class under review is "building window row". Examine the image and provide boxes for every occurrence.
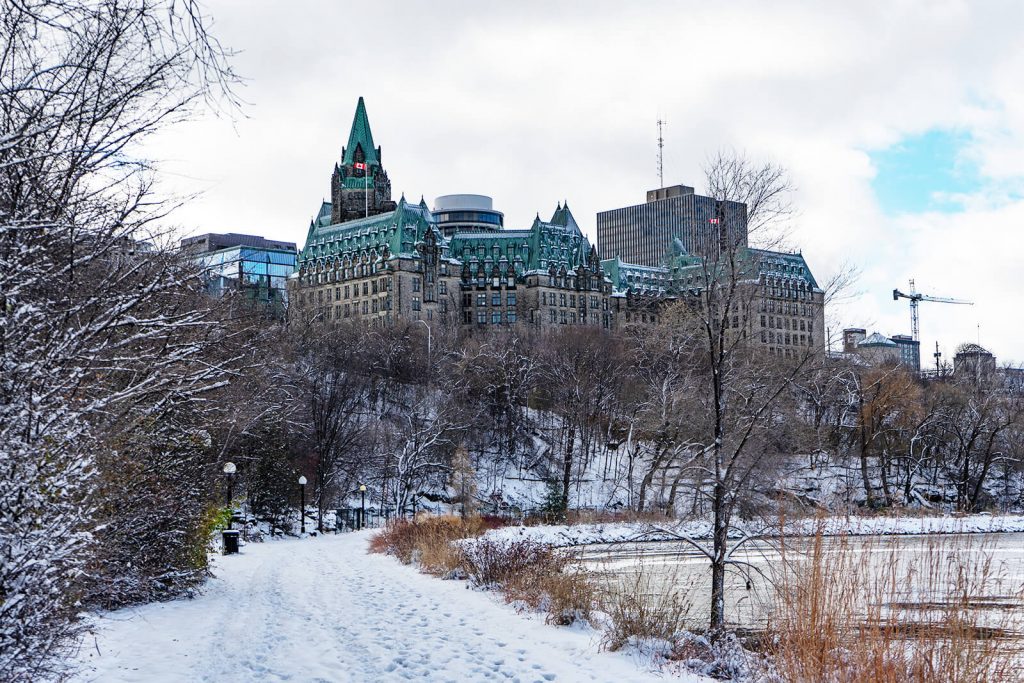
[473,310,517,325]
[467,292,518,307]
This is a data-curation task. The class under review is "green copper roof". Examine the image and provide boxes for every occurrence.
[299,197,439,265]
[602,256,673,295]
[341,97,379,166]
[446,203,595,279]
[604,245,820,297]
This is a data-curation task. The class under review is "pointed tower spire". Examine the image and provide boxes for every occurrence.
[342,97,379,166]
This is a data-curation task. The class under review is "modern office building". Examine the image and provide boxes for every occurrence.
[596,184,747,266]
[183,232,298,310]
[890,334,921,373]
[180,232,296,255]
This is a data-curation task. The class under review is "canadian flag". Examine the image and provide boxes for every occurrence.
[354,162,366,170]
[709,218,719,224]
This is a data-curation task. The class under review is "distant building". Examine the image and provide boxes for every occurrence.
[180,232,295,255]
[842,328,867,353]
[954,343,997,380]
[856,332,900,365]
[890,334,921,373]
[603,242,826,358]
[182,232,297,310]
[596,184,747,266]
[841,328,920,372]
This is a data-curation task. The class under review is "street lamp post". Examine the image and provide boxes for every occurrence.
[359,483,367,530]
[416,319,432,359]
[298,475,307,535]
[223,462,236,529]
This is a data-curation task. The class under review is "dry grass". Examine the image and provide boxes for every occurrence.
[765,531,1021,683]
[598,562,697,651]
[369,515,501,575]
[461,539,566,586]
[540,568,597,625]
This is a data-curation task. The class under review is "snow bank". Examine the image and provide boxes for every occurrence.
[468,514,1024,549]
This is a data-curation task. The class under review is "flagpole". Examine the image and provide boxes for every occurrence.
[365,161,369,218]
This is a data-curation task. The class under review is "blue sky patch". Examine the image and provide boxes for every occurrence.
[869,130,982,214]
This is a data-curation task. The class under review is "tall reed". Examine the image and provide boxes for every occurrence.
[766,531,1020,682]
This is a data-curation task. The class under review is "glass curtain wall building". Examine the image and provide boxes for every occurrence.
[183,233,298,313]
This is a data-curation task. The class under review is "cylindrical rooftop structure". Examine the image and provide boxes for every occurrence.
[434,194,494,211]
[432,194,504,237]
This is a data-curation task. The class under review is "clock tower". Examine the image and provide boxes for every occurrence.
[330,97,395,224]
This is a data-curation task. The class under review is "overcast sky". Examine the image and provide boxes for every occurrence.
[145,0,1024,365]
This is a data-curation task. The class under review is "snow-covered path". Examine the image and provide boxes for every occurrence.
[73,532,677,682]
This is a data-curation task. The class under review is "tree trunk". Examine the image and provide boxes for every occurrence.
[637,447,665,512]
[709,478,728,636]
[879,449,891,506]
[903,453,914,503]
[859,407,876,508]
[960,445,972,511]
[666,461,688,517]
[969,434,1000,512]
[561,422,576,520]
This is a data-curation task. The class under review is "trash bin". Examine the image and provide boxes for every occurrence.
[222,529,240,555]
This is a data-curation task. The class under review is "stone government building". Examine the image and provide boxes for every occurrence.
[292,98,824,358]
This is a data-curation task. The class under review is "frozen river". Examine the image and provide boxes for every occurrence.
[580,532,1024,635]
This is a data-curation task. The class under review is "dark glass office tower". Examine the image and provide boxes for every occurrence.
[597,184,747,266]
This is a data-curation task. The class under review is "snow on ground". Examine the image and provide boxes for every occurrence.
[72,532,704,683]
[470,514,1024,549]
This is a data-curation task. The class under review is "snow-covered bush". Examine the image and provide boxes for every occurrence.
[81,422,220,609]
[0,1,236,678]
[460,538,567,589]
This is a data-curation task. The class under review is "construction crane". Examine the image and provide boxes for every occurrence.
[892,278,973,341]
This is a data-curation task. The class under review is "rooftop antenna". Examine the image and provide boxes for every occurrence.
[656,118,666,189]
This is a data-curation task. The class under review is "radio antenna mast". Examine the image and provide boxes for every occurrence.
[656,118,665,188]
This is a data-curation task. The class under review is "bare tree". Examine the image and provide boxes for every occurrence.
[536,327,625,518]
[653,151,831,635]
[294,323,372,532]
[931,375,1022,512]
[381,391,460,515]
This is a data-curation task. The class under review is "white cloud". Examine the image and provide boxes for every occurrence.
[140,0,1024,363]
